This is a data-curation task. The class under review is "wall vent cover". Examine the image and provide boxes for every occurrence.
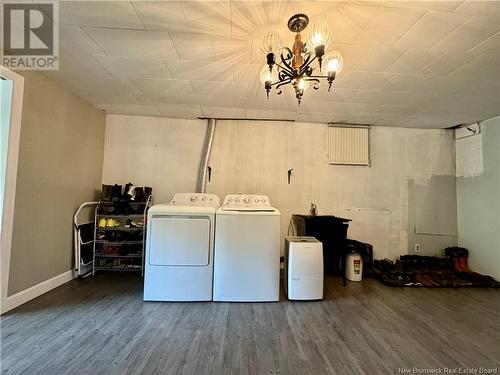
[328,124,370,166]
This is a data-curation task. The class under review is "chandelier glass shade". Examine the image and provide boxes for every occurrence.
[260,14,343,105]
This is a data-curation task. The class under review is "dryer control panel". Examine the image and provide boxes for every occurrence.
[222,194,275,211]
[169,193,220,208]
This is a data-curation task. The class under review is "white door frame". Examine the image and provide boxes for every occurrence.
[0,66,24,313]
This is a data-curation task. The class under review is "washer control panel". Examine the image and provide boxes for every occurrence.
[222,194,274,211]
[169,193,220,207]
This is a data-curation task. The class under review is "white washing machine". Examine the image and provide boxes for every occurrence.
[143,193,220,301]
[213,194,281,302]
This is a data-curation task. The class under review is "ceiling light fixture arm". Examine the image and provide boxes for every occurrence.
[299,53,316,76]
[274,79,292,95]
[303,78,321,90]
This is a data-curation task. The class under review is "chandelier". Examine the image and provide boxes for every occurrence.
[259,13,343,105]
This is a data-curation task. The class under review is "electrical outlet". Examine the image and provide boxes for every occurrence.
[414,244,421,253]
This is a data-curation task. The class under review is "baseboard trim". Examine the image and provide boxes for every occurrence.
[1,270,74,314]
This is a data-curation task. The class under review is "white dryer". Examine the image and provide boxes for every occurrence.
[144,193,220,301]
[213,194,281,302]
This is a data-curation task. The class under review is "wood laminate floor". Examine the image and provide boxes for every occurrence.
[1,275,499,375]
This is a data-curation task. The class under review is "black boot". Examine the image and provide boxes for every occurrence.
[101,185,113,201]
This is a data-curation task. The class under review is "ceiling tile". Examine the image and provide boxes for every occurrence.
[298,100,337,114]
[42,48,111,89]
[230,0,327,39]
[418,50,477,76]
[448,53,500,78]
[379,74,425,92]
[84,28,178,58]
[181,1,231,36]
[394,11,472,50]
[191,81,249,96]
[329,43,373,71]
[294,112,335,124]
[357,7,425,44]
[213,38,252,63]
[72,78,142,105]
[60,1,144,29]
[433,14,500,53]
[155,103,203,118]
[409,1,464,13]
[131,78,194,103]
[186,93,237,107]
[321,3,379,44]
[334,71,393,90]
[230,0,269,39]
[165,59,233,81]
[353,91,430,107]
[350,1,412,9]
[352,44,405,72]
[468,31,500,55]
[233,64,261,83]
[131,1,191,32]
[60,25,105,58]
[454,1,500,17]
[385,49,441,74]
[201,106,246,118]
[416,76,478,95]
[307,88,361,103]
[245,108,295,121]
[93,55,172,78]
[169,32,215,61]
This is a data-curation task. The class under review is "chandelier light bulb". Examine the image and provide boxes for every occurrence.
[311,32,323,47]
[260,31,283,56]
[293,77,309,92]
[259,65,277,85]
[298,78,306,90]
[322,50,344,75]
[307,20,332,49]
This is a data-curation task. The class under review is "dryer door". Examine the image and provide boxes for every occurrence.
[149,216,210,266]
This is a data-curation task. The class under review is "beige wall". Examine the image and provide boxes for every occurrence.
[103,115,457,259]
[8,71,105,295]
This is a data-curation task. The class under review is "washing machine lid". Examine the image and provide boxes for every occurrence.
[220,194,278,213]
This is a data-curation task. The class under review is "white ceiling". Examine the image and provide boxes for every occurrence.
[41,0,500,128]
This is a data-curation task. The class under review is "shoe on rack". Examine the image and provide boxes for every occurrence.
[101,185,113,201]
[144,187,152,200]
[130,220,143,228]
[124,182,134,199]
[105,218,121,227]
[98,218,107,228]
[134,187,146,202]
[110,184,122,201]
